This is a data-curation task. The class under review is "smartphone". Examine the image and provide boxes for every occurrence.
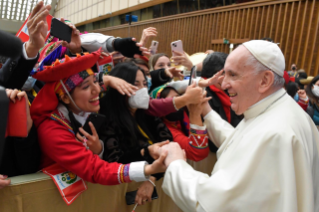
[82,113,106,135]
[171,40,184,57]
[50,18,72,43]
[150,40,159,55]
[125,187,158,205]
[188,66,196,85]
[0,86,9,165]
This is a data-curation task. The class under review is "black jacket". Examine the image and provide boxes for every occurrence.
[150,68,171,91]
[0,125,41,177]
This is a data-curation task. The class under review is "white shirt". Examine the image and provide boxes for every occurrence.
[162,88,319,212]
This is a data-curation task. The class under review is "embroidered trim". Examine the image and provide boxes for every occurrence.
[189,134,208,148]
[190,128,207,135]
[117,164,131,184]
[50,113,74,134]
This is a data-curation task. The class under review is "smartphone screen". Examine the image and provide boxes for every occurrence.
[150,41,158,55]
[50,18,72,43]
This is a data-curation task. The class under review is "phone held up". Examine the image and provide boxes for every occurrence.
[171,40,184,57]
[50,18,72,43]
[150,40,159,55]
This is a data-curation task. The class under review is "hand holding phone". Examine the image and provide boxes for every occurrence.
[125,187,158,205]
[50,18,72,43]
[171,40,184,57]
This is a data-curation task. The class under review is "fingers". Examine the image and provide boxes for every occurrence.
[76,133,84,142]
[132,38,136,42]
[182,149,186,160]
[61,41,69,47]
[9,89,19,103]
[78,127,91,140]
[0,179,11,189]
[29,7,49,31]
[172,50,183,56]
[17,91,27,101]
[29,1,44,19]
[157,140,170,147]
[88,122,98,136]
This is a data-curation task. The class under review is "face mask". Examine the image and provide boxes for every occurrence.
[292,66,296,71]
[128,88,150,109]
[165,108,184,122]
[146,77,152,91]
[21,76,37,91]
[312,85,319,97]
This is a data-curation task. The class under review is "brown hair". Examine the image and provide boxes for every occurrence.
[306,75,319,105]
[149,53,169,71]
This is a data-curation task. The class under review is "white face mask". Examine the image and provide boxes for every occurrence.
[128,88,150,109]
[312,85,319,97]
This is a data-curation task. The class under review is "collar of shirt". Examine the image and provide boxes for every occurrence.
[244,88,286,120]
[57,103,90,126]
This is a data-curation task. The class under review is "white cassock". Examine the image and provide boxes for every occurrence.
[162,88,319,212]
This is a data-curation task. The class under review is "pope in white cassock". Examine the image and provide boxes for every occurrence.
[161,40,319,212]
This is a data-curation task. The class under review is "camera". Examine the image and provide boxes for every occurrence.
[292,67,296,71]
[172,43,177,47]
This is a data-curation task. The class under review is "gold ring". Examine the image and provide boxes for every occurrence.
[143,200,147,202]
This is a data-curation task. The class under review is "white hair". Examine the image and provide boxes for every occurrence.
[245,53,285,88]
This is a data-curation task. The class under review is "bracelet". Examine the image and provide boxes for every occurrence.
[148,179,156,187]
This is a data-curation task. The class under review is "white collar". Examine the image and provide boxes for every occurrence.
[244,88,286,120]
[57,103,91,126]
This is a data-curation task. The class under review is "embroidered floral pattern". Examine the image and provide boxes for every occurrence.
[117,164,131,184]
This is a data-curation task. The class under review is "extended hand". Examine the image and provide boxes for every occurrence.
[165,67,184,80]
[25,1,51,58]
[171,51,193,71]
[139,27,157,47]
[297,89,308,100]
[60,18,82,54]
[147,140,170,160]
[103,75,138,96]
[198,70,224,88]
[0,175,10,189]
[162,142,186,167]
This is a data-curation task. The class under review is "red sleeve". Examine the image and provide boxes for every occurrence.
[165,122,209,162]
[298,99,308,111]
[146,97,176,117]
[37,119,131,185]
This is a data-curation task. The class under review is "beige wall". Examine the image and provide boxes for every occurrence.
[53,0,170,25]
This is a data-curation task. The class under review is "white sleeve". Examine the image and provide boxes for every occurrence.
[168,78,200,94]
[204,110,235,147]
[22,43,38,60]
[80,33,115,53]
[129,161,150,182]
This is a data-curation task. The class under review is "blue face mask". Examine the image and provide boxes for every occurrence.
[146,77,152,91]
[22,76,37,91]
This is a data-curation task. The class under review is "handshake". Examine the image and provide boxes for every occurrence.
[144,140,186,176]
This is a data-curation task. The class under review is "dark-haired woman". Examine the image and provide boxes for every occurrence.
[306,75,319,126]
[100,62,203,205]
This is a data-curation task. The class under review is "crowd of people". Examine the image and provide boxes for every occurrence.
[0,1,319,211]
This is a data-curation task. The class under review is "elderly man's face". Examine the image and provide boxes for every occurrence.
[222,46,263,115]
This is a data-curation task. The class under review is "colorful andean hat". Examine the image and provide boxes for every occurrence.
[30,49,102,127]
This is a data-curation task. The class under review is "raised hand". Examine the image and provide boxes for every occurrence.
[165,67,184,80]
[198,70,224,88]
[103,75,138,96]
[60,18,82,54]
[25,1,51,58]
[139,27,157,47]
[171,51,193,71]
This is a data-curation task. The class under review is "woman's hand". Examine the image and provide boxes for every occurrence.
[103,75,138,96]
[298,89,308,99]
[0,175,10,189]
[198,70,224,88]
[165,67,184,80]
[187,91,211,126]
[60,18,82,54]
[146,140,170,160]
[135,177,156,205]
[139,27,157,47]
[171,51,193,71]
[6,89,33,133]
[144,151,168,175]
[76,122,102,155]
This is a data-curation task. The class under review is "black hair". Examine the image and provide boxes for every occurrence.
[286,81,299,98]
[261,37,274,43]
[100,62,155,147]
[306,75,319,104]
[201,52,228,78]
